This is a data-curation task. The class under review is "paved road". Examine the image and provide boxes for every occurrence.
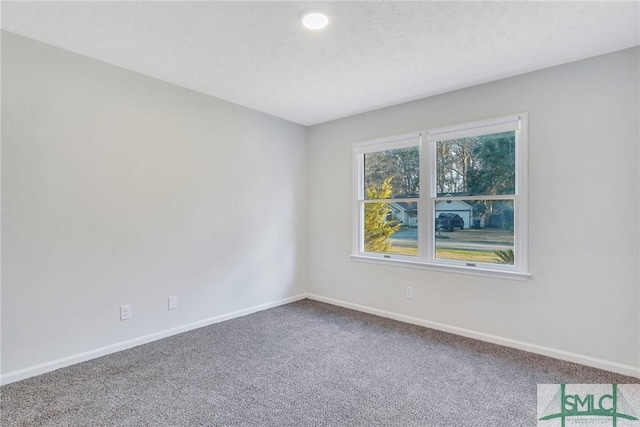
[392,229,418,239]
[435,241,513,252]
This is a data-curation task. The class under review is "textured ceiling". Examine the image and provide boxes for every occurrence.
[2,1,639,125]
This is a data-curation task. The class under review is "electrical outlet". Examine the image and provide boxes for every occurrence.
[120,304,131,320]
[168,296,178,310]
[406,286,414,299]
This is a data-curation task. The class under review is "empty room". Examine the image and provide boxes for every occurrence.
[1,1,639,426]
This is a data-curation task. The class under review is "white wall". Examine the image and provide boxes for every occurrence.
[1,32,307,377]
[307,48,640,371]
[2,31,639,382]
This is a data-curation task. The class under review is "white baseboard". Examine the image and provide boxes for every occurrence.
[4,292,638,385]
[1,293,307,385]
[306,293,640,379]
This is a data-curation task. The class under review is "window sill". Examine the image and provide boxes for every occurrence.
[350,254,531,281]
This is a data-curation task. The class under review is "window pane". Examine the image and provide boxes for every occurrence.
[364,146,419,199]
[364,201,417,256]
[436,131,515,196]
[434,200,514,265]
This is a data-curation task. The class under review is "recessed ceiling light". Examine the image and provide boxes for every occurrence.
[302,13,329,30]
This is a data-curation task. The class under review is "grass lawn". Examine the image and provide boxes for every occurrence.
[386,245,504,264]
[386,245,418,256]
[435,248,501,263]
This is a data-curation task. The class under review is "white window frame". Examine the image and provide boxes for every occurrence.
[352,114,529,280]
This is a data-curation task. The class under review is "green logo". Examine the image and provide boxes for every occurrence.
[539,384,639,427]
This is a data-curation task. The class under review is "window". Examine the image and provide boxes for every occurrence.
[353,114,528,279]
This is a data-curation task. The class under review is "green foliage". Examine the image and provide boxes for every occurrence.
[365,147,419,198]
[469,133,515,195]
[436,132,515,197]
[501,208,514,231]
[493,249,514,265]
[436,139,475,194]
[364,178,400,253]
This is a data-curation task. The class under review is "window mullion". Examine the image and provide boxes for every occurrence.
[353,152,364,254]
[419,132,432,263]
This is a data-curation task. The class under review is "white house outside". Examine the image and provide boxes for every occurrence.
[389,200,482,229]
[389,202,418,227]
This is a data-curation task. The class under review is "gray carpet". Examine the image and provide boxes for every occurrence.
[1,299,636,426]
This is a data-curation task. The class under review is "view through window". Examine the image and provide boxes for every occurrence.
[434,131,516,265]
[354,114,528,276]
[363,146,419,257]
